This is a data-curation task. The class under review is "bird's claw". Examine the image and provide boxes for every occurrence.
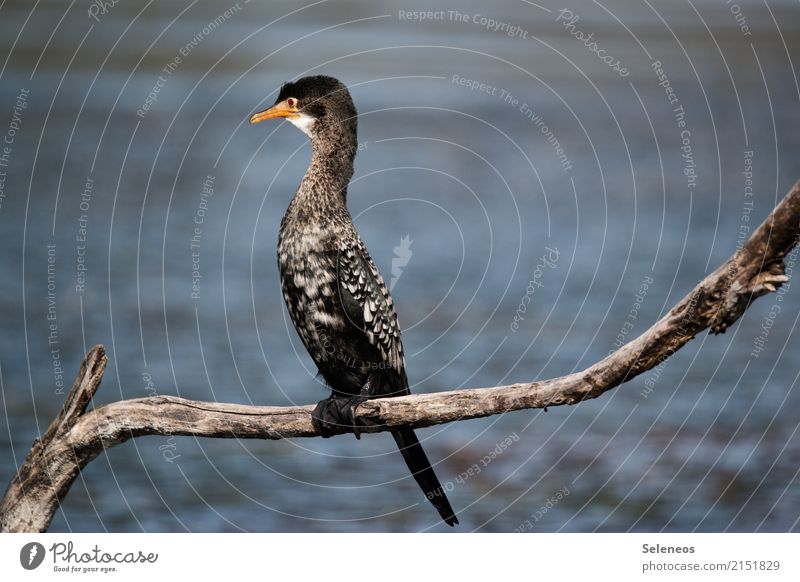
[311,395,368,439]
[311,398,338,438]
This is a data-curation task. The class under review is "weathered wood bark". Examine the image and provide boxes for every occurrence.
[3,180,800,533]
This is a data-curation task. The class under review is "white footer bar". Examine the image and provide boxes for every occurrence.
[1,533,797,581]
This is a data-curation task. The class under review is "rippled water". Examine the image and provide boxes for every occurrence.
[1,0,799,532]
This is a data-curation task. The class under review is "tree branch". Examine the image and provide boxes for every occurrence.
[3,180,800,533]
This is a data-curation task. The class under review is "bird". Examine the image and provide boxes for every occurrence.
[250,75,458,526]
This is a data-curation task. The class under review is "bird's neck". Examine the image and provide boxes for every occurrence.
[298,125,357,207]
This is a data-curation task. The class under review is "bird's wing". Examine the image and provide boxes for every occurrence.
[337,236,408,391]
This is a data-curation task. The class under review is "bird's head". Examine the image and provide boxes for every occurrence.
[249,75,357,142]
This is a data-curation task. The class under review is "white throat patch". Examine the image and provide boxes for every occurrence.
[288,112,316,137]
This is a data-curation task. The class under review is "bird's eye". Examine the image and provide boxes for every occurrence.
[287,97,297,108]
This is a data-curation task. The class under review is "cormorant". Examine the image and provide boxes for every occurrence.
[250,75,458,526]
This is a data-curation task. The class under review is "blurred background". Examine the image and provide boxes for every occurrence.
[0,0,799,532]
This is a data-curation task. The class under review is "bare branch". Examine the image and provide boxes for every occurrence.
[3,180,799,533]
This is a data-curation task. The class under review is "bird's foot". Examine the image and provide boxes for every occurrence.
[311,395,369,439]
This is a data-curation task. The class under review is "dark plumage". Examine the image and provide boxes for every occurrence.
[250,75,457,526]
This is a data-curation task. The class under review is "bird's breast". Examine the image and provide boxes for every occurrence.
[278,224,347,344]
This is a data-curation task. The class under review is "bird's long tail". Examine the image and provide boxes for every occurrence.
[391,428,458,526]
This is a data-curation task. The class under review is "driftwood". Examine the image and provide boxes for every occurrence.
[2,180,800,532]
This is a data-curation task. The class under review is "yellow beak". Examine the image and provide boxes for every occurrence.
[249,100,299,124]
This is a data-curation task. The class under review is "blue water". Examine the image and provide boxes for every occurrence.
[1,0,799,532]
